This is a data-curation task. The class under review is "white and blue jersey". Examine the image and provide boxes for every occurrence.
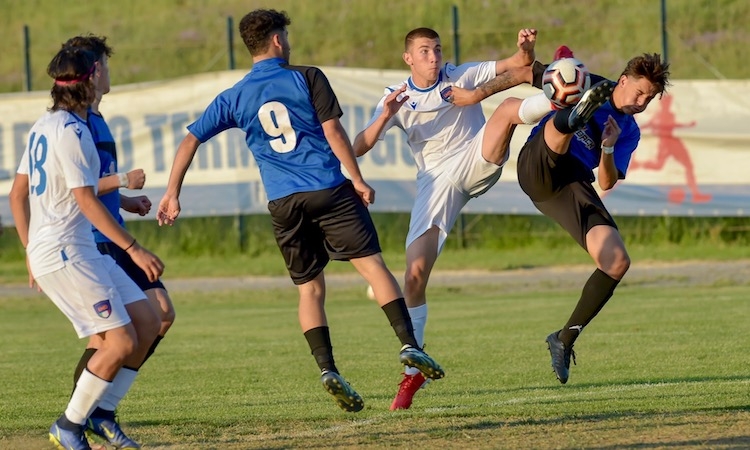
[88,110,125,243]
[188,57,346,201]
[16,110,101,277]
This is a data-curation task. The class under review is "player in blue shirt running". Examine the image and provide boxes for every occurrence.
[157,8,444,412]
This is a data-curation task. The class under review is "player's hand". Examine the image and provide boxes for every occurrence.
[127,243,164,282]
[382,84,409,118]
[26,255,41,292]
[601,115,621,148]
[352,179,375,206]
[157,195,181,226]
[126,169,146,190]
[517,28,537,64]
[444,85,480,106]
[122,195,152,216]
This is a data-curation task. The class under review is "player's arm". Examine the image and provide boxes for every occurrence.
[353,85,408,156]
[597,115,622,190]
[98,169,146,195]
[9,173,31,249]
[157,133,201,226]
[323,117,375,205]
[495,28,537,73]
[449,29,536,106]
[449,66,533,106]
[8,173,37,288]
[74,186,164,281]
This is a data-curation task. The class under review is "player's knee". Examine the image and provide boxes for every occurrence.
[163,308,176,327]
[614,252,631,277]
[404,270,427,297]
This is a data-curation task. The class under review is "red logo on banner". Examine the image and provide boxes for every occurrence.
[630,95,712,204]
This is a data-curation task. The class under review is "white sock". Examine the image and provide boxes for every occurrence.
[519,92,553,124]
[405,304,428,376]
[65,369,111,425]
[97,367,138,411]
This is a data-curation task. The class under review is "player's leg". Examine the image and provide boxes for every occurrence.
[142,286,175,362]
[543,79,616,155]
[350,253,444,380]
[298,272,365,413]
[85,260,159,450]
[40,261,136,450]
[480,97,530,165]
[268,187,363,412]
[403,227,440,310]
[535,183,628,384]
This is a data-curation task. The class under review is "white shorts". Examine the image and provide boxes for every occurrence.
[35,255,146,338]
[406,124,506,253]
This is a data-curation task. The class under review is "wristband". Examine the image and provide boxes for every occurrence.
[602,145,615,155]
[117,172,129,188]
[123,238,137,252]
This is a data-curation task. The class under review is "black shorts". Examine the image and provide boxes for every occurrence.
[517,129,617,250]
[268,180,381,285]
[97,242,166,292]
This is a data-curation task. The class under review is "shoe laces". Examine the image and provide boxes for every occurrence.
[565,346,577,367]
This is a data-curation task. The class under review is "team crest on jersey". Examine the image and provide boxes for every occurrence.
[93,300,112,319]
[440,87,453,103]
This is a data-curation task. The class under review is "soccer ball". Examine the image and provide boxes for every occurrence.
[542,58,591,109]
[366,284,376,300]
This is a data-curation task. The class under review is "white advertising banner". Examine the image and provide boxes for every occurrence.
[1,68,748,225]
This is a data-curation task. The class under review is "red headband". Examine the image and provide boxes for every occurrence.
[54,63,96,86]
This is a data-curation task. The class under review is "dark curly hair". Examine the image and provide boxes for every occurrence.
[621,53,671,97]
[239,9,291,56]
[47,46,98,112]
[64,34,114,61]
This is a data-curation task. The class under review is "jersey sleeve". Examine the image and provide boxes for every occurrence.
[614,123,641,179]
[444,61,496,89]
[59,122,99,189]
[303,66,343,124]
[188,91,239,143]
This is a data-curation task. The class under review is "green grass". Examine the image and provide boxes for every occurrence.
[1,0,749,94]
[1,212,749,284]
[1,279,749,448]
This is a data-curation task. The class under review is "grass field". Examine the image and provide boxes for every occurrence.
[1,270,749,449]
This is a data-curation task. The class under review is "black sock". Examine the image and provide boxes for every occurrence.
[90,407,116,420]
[56,414,82,431]
[141,335,164,365]
[381,298,419,349]
[552,109,576,134]
[303,326,337,374]
[532,61,548,89]
[72,348,97,394]
[559,269,619,347]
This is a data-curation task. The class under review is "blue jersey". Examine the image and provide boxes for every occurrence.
[187,58,347,201]
[528,78,641,179]
[88,110,125,243]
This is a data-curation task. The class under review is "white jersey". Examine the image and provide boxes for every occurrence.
[17,110,101,277]
[366,61,496,174]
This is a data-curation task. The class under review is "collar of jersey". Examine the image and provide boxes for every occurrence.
[253,57,287,69]
[407,70,443,92]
